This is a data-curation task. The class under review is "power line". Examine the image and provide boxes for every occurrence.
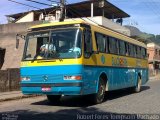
[25,0,53,7]
[8,0,40,9]
[7,0,49,15]
[46,0,60,3]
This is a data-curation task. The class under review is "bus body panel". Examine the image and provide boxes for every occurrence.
[21,65,84,95]
[83,66,148,93]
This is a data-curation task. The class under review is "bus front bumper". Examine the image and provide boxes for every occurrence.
[21,82,83,95]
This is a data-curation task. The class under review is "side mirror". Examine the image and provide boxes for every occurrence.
[16,34,26,49]
[16,34,19,49]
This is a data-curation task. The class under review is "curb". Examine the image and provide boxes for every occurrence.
[149,79,160,82]
[0,95,42,102]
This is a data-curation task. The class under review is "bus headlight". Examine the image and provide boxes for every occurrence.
[21,77,30,81]
[64,75,82,80]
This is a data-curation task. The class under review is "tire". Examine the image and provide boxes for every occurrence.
[133,77,142,93]
[47,95,61,104]
[90,78,106,104]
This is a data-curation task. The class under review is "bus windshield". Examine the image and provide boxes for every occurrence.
[23,28,82,60]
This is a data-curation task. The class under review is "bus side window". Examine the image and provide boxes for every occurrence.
[109,37,118,54]
[84,29,92,58]
[125,42,129,56]
[95,33,106,53]
[105,36,109,53]
[136,46,141,58]
[129,44,134,57]
[119,40,125,56]
[116,39,119,54]
[133,45,136,57]
[141,47,147,59]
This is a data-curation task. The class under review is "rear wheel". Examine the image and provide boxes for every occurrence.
[47,95,61,104]
[133,77,142,93]
[90,78,106,104]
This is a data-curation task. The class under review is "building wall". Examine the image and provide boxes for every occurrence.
[147,43,160,61]
[0,21,43,70]
[16,12,34,23]
[65,16,131,36]
[147,43,160,76]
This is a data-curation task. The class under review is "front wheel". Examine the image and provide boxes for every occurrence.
[47,95,61,104]
[90,78,106,104]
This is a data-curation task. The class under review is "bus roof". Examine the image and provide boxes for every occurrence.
[30,20,147,48]
[30,20,85,29]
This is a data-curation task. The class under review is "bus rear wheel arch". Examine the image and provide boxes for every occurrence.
[90,73,108,104]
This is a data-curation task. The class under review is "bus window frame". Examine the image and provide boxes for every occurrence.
[91,31,147,60]
[95,32,107,54]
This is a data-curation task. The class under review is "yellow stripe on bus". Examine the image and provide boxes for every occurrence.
[21,54,148,68]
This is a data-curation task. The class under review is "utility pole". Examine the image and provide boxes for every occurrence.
[59,0,65,21]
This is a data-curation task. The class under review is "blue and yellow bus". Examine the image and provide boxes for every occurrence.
[20,20,148,104]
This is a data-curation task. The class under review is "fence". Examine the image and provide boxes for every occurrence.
[0,68,20,92]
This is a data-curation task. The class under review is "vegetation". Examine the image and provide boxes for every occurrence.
[133,33,160,44]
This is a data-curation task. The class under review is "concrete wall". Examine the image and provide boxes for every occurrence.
[147,43,160,61]
[0,21,42,34]
[64,16,131,36]
[0,21,43,70]
[125,26,142,37]
[0,68,20,92]
[0,48,5,69]
[16,12,34,23]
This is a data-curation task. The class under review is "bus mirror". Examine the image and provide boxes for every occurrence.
[16,35,19,49]
[16,34,26,49]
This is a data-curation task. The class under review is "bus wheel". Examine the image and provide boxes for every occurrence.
[91,78,106,104]
[47,95,61,104]
[134,77,142,93]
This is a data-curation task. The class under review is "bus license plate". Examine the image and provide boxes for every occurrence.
[42,87,51,92]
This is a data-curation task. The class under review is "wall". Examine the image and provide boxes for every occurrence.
[0,48,5,69]
[0,68,20,92]
[16,12,34,23]
[64,17,131,36]
[0,21,43,70]
[147,43,160,61]
[147,43,160,76]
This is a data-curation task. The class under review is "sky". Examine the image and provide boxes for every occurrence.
[0,0,160,35]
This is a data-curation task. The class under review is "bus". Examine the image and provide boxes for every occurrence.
[19,20,148,104]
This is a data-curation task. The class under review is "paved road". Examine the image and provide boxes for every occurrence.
[0,80,160,120]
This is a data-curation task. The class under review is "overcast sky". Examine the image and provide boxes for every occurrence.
[0,0,159,35]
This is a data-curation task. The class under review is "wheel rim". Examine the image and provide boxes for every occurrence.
[137,79,142,91]
[97,82,105,102]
